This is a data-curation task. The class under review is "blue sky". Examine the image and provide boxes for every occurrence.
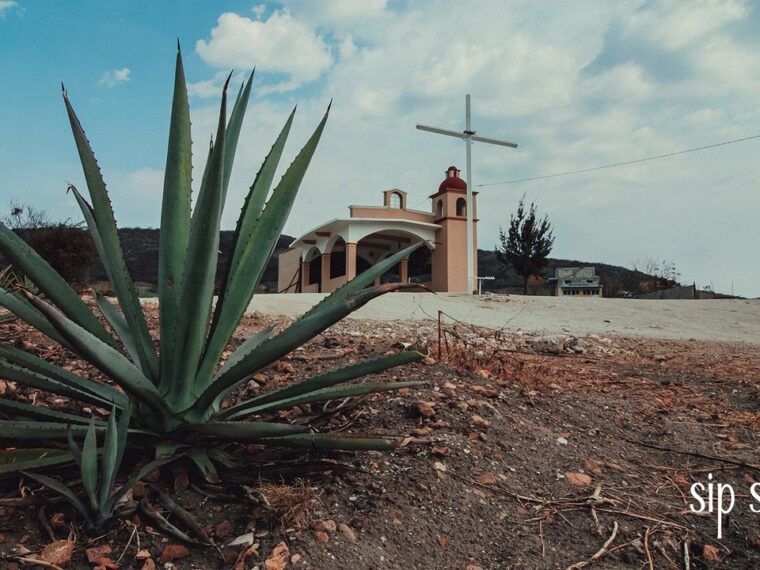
[1,0,759,296]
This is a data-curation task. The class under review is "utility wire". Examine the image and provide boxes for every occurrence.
[478,133,760,187]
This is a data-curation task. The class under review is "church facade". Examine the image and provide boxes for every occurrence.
[277,166,477,293]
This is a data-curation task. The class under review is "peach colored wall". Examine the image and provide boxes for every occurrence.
[430,188,477,293]
[349,206,434,223]
[277,248,302,293]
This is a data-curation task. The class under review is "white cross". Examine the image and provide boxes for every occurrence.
[417,94,518,294]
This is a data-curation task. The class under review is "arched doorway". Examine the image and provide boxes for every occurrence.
[302,246,322,292]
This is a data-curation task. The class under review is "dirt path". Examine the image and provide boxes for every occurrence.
[248,293,760,345]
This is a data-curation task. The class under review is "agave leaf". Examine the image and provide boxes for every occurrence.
[27,295,171,419]
[98,408,120,508]
[261,433,402,451]
[81,418,99,511]
[196,106,326,391]
[221,70,254,204]
[300,241,426,322]
[218,351,423,420]
[186,447,219,481]
[0,287,71,348]
[0,344,126,408]
[96,294,141,365]
[23,471,90,521]
[159,46,193,393]
[214,243,423,391]
[194,281,420,416]
[0,223,112,344]
[0,357,121,409]
[62,92,159,381]
[171,75,230,407]
[215,324,276,379]
[226,381,421,420]
[0,449,73,475]
[183,421,308,441]
[0,420,103,439]
[0,398,96,425]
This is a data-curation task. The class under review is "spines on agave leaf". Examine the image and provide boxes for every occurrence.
[170,73,231,408]
[0,223,113,345]
[224,381,422,420]
[260,433,403,451]
[62,93,159,382]
[221,69,254,205]
[0,420,109,439]
[195,105,326,392]
[202,242,422,402]
[99,404,130,508]
[0,287,71,348]
[193,281,420,416]
[182,421,309,441]
[0,399,98,425]
[96,294,141,365]
[0,449,73,475]
[159,45,193,394]
[214,324,277,379]
[0,353,124,408]
[22,471,89,520]
[27,295,171,420]
[217,351,424,420]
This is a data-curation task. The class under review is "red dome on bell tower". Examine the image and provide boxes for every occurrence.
[438,165,467,192]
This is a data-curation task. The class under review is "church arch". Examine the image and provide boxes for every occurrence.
[456,197,467,217]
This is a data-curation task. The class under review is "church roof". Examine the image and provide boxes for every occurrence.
[439,165,467,192]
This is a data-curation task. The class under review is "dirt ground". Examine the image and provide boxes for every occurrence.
[1,304,760,569]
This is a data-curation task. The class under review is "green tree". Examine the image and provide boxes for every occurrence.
[496,197,554,294]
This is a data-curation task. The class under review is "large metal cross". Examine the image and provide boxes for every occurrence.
[417,94,518,294]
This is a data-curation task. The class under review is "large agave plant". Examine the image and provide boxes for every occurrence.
[0,47,424,477]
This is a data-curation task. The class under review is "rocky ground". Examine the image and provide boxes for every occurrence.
[1,306,759,569]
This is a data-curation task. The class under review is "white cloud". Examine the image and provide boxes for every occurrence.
[99,67,131,88]
[0,1,17,14]
[196,11,333,90]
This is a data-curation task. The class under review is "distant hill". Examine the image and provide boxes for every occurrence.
[88,228,294,293]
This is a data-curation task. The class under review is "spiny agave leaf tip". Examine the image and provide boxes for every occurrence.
[223,71,234,91]
[176,38,181,52]
[61,82,67,97]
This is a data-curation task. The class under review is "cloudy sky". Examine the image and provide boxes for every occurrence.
[1,1,758,296]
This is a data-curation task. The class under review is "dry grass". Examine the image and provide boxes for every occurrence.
[257,479,322,529]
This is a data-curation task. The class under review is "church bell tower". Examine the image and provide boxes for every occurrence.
[430,166,477,292]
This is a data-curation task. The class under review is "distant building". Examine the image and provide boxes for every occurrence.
[547,267,603,297]
[277,166,478,293]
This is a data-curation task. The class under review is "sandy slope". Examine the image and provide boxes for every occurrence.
[248,293,760,345]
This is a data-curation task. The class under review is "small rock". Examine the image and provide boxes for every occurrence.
[436,536,448,548]
[565,472,592,487]
[141,560,156,570]
[433,461,447,472]
[314,530,330,544]
[159,544,190,563]
[86,545,113,563]
[313,519,337,535]
[291,553,304,564]
[39,540,74,565]
[703,544,720,563]
[556,437,568,445]
[477,473,497,486]
[582,459,603,477]
[431,446,451,456]
[422,356,437,365]
[412,400,436,418]
[469,415,491,428]
[337,522,356,542]
[135,549,151,560]
[265,542,290,570]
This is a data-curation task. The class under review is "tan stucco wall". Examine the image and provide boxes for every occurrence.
[349,206,434,223]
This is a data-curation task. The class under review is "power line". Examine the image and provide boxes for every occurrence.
[478,133,760,187]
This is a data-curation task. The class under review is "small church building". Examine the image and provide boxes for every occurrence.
[277,166,477,293]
